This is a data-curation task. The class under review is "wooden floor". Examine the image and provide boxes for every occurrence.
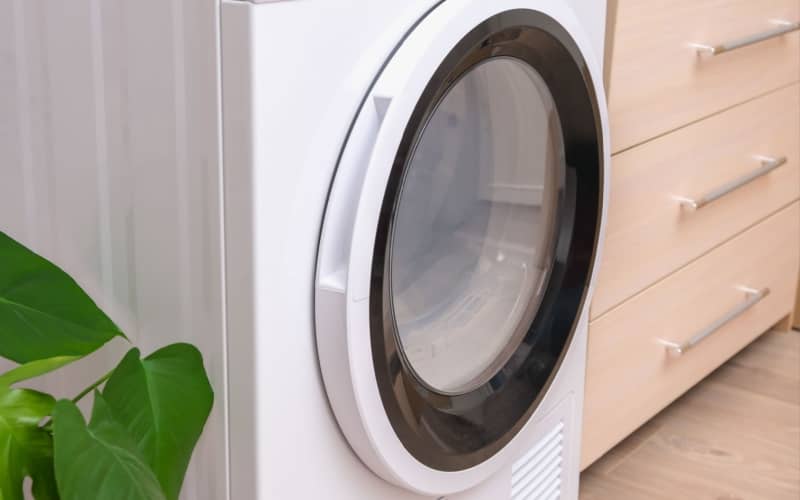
[580,329,800,500]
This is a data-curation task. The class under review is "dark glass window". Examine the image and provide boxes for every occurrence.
[390,58,563,394]
[369,9,603,471]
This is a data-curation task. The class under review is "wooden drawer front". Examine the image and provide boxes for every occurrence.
[592,85,800,318]
[609,0,800,153]
[795,279,800,328]
[582,203,800,469]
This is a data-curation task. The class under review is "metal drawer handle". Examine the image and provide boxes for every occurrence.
[691,20,799,55]
[659,287,770,355]
[677,155,786,210]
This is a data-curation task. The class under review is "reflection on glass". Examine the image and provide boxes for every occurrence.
[389,57,564,394]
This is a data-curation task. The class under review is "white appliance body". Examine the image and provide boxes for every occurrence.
[0,0,607,499]
[221,1,609,499]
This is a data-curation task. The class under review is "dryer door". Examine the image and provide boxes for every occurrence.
[315,2,606,496]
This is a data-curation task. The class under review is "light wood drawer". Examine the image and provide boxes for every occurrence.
[582,203,800,469]
[794,281,800,328]
[609,0,800,153]
[591,84,800,318]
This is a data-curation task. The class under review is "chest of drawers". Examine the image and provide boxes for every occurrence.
[582,0,800,469]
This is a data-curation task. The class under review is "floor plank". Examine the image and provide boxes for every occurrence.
[580,329,800,499]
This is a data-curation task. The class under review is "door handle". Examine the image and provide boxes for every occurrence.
[676,156,786,210]
[659,287,770,355]
[691,20,799,56]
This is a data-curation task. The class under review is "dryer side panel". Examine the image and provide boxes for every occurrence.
[221,1,440,499]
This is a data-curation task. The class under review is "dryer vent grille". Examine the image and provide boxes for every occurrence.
[510,421,565,500]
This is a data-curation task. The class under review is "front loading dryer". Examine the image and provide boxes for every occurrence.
[221,1,609,499]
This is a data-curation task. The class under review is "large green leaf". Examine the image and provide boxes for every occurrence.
[52,396,166,500]
[0,356,81,387]
[0,385,58,500]
[0,231,124,364]
[102,344,213,500]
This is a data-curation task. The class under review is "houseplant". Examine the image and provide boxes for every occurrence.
[0,231,213,500]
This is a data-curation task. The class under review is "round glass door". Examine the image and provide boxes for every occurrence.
[368,9,603,471]
[389,58,564,394]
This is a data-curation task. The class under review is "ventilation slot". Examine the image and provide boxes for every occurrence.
[511,421,565,500]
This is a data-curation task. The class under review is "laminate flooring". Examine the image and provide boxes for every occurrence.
[580,329,800,500]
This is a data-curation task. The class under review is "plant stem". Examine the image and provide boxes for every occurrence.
[39,369,115,430]
[72,369,114,403]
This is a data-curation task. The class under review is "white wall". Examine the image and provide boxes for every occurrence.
[0,0,228,498]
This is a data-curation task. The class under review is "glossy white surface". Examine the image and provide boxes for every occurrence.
[223,0,608,498]
[0,1,228,499]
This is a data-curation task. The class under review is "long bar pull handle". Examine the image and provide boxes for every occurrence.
[659,287,770,355]
[677,156,786,210]
[692,20,799,55]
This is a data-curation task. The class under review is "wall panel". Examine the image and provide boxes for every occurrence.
[0,1,228,498]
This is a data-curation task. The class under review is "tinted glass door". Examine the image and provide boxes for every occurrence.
[370,9,603,471]
[390,57,564,395]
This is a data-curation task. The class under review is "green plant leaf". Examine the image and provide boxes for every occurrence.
[0,385,58,500]
[0,231,125,365]
[0,356,82,387]
[102,344,213,500]
[52,396,167,500]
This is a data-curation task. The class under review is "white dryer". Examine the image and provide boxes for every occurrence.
[221,1,609,499]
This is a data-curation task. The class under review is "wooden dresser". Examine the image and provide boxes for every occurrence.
[582,0,800,469]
